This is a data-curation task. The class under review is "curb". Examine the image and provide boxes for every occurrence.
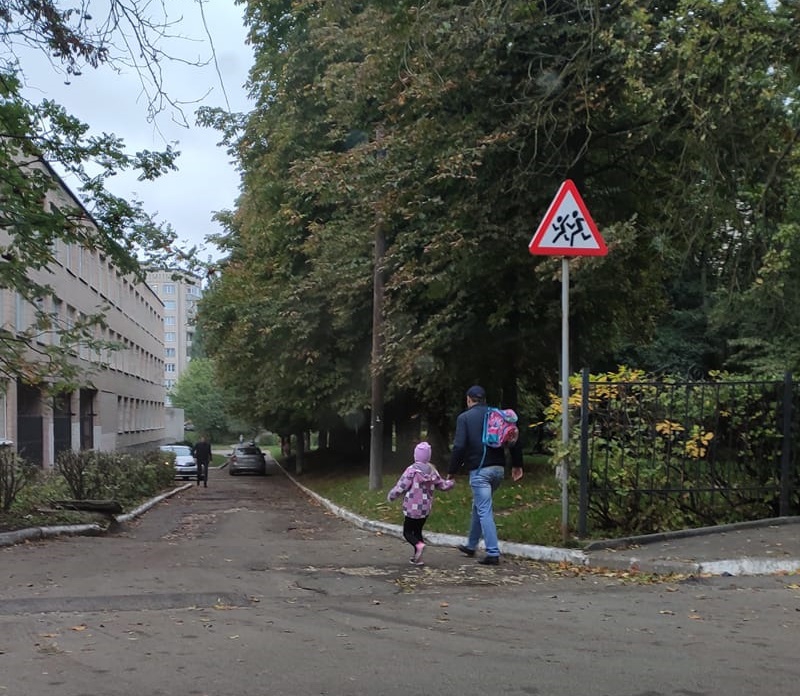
[280,465,800,577]
[583,515,800,551]
[0,482,194,549]
[583,551,800,577]
[281,467,588,567]
[583,516,800,576]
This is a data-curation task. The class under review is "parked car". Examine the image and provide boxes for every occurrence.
[227,444,267,476]
[160,444,198,480]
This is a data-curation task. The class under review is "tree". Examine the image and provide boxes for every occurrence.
[201,0,800,459]
[0,1,224,389]
[168,358,230,442]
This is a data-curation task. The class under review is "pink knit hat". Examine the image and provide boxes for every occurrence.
[414,441,432,464]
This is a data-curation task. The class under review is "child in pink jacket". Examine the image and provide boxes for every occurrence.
[387,441,454,565]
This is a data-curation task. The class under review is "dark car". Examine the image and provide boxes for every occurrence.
[227,444,267,475]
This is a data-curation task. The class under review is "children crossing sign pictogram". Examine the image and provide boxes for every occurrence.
[529,179,607,256]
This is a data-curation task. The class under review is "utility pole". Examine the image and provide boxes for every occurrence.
[368,225,385,490]
[369,129,387,491]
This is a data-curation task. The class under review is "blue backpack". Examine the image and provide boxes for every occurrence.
[479,407,519,467]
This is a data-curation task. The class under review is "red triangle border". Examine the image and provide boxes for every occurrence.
[529,180,607,257]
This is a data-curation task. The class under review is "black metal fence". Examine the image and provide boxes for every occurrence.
[577,370,799,536]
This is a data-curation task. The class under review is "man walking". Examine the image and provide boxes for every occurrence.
[193,435,212,488]
[448,385,523,564]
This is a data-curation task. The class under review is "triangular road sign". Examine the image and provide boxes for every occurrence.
[529,180,607,256]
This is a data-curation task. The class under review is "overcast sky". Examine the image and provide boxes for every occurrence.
[18,0,253,262]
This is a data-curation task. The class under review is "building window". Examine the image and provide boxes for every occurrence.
[14,293,25,333]
[163,284,175,294]
[165,363,176,372]
[164,316,176,325]
[164,300,176,310]
[164,332,176,342]
[165,347,176,357]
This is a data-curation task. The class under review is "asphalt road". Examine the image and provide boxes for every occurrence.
[1,465,799,696]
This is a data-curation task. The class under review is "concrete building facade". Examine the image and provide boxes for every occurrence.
[0,162,167,468]
[145,270,200,403]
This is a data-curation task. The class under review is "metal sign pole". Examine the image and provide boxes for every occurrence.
[561,257,570,544]
[528,178,607,545]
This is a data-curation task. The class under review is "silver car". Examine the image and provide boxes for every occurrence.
[160,444,198,480]
[227,444,267,475]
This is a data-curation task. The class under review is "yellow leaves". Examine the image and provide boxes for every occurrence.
[549,561,685,585]
[544,365,655,423]
[656,420,714,459]
[656,419,684,436]
[685,427,714,459]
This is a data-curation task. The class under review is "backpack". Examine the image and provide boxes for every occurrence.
[480,407,519,467]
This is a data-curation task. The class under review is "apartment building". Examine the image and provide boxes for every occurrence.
[146,270,201,403]
[0,162,167,468]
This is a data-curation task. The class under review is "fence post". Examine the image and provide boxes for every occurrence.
[780,372,793,517]
[578,367,590,537]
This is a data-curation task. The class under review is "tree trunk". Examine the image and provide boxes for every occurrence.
[295,431,305,475]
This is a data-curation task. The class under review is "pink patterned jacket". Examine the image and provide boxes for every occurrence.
[387,463,454,519]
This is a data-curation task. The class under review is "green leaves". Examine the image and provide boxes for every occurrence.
[168,358,232,441]
[0,2,223,389]
[203,0,800,444]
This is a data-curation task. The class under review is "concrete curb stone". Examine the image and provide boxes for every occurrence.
[286,469,590,567]
[284,466,800,577]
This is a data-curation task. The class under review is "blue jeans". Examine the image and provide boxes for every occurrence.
[467,465,504,557]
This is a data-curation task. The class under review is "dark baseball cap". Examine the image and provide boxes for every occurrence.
[466,385,486,400]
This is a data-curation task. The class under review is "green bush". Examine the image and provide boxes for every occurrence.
[56,449,176,504]
[0,448,38,512]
